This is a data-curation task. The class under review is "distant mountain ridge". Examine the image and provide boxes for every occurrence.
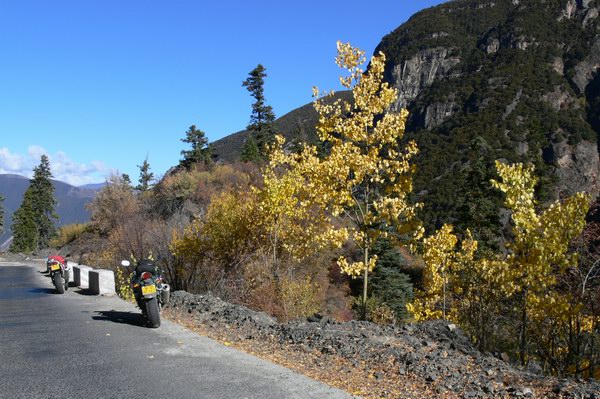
[0,174,99,251]
[79,182,107,190]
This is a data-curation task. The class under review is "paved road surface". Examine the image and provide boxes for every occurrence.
[0,262,354,399]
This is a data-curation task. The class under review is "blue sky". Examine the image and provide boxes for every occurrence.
[0,0,446,185]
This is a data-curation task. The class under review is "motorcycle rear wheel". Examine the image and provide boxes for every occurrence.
[145,297,161,328]
[53,273,65,294]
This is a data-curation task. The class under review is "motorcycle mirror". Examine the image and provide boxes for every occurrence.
[120,260,131,267]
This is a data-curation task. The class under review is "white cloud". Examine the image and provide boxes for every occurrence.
[27,145,47,161]
[0,148,25,171]
[0,146,109,186]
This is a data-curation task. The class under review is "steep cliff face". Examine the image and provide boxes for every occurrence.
[553,140,599,195]
[389,47,461,111]
[374,0,600,231]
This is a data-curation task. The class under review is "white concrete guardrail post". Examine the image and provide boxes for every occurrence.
[73,265,93,289]
[66,261,76,284]
[89,270,116,295]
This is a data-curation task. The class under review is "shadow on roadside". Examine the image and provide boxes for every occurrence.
[73,289,97,296]
[92,310,147,327]
[28,287,56,295]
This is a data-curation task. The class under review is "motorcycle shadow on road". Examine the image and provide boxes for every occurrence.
[92,310,147,327]
[28,287,56,295]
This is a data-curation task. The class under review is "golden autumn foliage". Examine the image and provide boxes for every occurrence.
[254,137,347,264]
[49,223,90,248]
[169,190,259,295]
[170,169,337,317]
[171,190,257,269]
[311,41,422,317]
[408,224,477,321]
[490,161,591,367]
[489,161,589,298]
[169,42,424,320]
[409,160,592,374]
[238,41,424,319]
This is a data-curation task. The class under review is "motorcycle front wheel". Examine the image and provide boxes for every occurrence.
[145,297,161,328]
[52,273,65,294]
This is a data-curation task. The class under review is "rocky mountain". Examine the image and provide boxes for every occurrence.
[376,0,600,234]
[213,0,600,239]
[0,174,97,250]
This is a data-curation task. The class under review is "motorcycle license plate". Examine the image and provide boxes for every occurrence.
[141,285,156,295]
[50,264,61,271]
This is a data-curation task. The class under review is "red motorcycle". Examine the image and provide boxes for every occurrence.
[47,257,70,294]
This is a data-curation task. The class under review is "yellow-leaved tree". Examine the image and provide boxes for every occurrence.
[408,161,590,370]
[254,136,348,265]
[408,223,504,350]
[310,42,423,318]
[250,136,349,320]
[408,224,477,321]
[490,160,590,366]
[170,190,259,293]
[171,141,347,318]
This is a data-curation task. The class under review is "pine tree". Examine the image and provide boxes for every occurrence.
[240,135,260,163]
[30,155,58,248]
[10,191,38,253]
[242,64,276,159]
[10,155,58,252]
[121,173,132,188]
[136,157,154,192]
[370,239,414,322]
[180,125,212,168]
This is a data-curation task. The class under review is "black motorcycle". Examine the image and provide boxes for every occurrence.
[120,259,170,328]
[48,259,69,294]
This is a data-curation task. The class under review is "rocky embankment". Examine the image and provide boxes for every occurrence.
[165,290,599,399]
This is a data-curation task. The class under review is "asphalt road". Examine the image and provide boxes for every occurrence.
[0,262,355,399]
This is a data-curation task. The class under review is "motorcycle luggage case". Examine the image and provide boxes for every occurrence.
[136,260,157,274]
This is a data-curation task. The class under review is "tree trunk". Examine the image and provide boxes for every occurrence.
[520,288,528,367]
[362,246,369,321]
[442,270,447,320]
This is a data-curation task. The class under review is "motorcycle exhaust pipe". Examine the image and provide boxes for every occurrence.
[160,284,171,305]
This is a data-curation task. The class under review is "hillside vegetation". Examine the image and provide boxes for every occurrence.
[215,0,600,242]
[376,0,600,238]
[57,0,599,386]
[211,91,353,162]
